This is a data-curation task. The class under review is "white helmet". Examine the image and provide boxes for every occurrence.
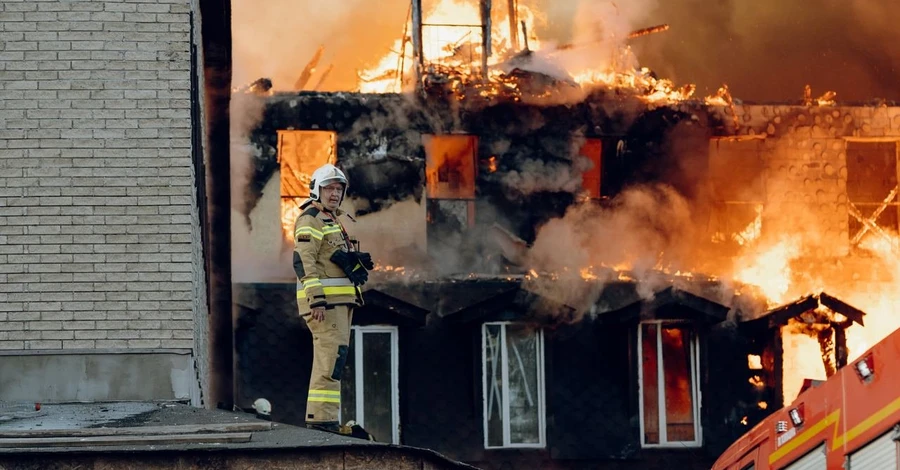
[308,163,348,203]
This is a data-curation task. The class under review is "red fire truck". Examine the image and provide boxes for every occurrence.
[712,326,900,470]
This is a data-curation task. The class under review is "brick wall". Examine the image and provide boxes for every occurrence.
[0,0,196,351]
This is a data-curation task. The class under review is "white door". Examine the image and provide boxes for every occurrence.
[784,443,827,470]
[848,429,899,470]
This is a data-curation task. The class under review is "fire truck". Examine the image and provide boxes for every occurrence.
[712,326,900,470]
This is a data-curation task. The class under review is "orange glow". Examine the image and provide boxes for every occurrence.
[423,134,477,199]
[359,0,541,93]
[277,130,336,242]
[487,155,498,173]
[733,237,800,305]
[579,266,598,281]
[747,355,762,370]
[356,0,699,103]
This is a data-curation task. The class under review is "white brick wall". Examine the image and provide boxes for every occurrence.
[0,0,196,351]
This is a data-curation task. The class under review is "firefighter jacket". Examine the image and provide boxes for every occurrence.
[292,201,364,314]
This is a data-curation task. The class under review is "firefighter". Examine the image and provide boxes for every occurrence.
[292,163,374,436]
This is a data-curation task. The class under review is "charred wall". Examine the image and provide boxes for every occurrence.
[241,91,716,276]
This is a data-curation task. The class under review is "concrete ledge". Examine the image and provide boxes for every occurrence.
[0,447,476,470]
[0,349,192,356]
[0,352,197,403]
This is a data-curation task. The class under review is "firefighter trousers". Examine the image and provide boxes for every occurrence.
[303,304,353,424]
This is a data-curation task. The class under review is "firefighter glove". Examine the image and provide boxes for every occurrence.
[356,251,375,270]
[330,250,369,286]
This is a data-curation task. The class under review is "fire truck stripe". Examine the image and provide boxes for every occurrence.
[768,410,839,464]
[769,395,900,465]
[832,395,900,450]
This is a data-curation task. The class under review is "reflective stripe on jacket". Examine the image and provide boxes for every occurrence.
[293,201,363,313]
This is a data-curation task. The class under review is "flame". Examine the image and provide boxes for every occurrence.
[733,205,763,246]
[579,266,599,281]
[373,264,407,275]
[357,0,697,104]
[747,354,762,370]
[733,237,800,304]
[280,197,306,243]
[359,0,541,93]
[731,227,900,402]
[487,155,498,173]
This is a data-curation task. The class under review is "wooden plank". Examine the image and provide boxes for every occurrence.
[0,432,253,448]
[0,422,271,439]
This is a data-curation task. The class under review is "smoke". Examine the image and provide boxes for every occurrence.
[535,0,900,102]
[349,197,427,267]
[523,184,702,314]
[231,0,409,91]
[501,157,591,198]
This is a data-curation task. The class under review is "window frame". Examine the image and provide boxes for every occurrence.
[637,320,703,448]
[339,325,400,444]
[843,139,900,251]
[481,321,547,449]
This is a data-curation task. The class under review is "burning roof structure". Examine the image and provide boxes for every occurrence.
[228,1,900,467]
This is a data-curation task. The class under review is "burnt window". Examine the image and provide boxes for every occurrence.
[639,322,701,447]
[423,134,477,200]
[482,322,546,449]
[277,130,337,240]
[579,138,603,199]
[340,326,400,444]
[707,138,766,246]
[845,141,899,250]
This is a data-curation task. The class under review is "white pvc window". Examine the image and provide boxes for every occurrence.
[482,322,546,449]
[340,326,400,444]
[638,321,702,448]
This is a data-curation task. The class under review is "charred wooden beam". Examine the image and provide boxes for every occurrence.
[294,45,324,91]
[834,325,848,369]
[312,64,334,91]
[818,292,866,326]
[411,0,424,89]
[200,0,234,410]
[507,0,518,51]
[627,23,669,40]
[818,326,836,377]
[480,0,491,79]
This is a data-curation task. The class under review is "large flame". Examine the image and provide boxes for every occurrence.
[732,229,900,402]
[733,237,800,304]
[356,0,700,103]
[359,0,541,93]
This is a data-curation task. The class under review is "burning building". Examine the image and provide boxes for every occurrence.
[229,1,900,468]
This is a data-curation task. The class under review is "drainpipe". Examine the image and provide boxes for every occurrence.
[199,0,234,410]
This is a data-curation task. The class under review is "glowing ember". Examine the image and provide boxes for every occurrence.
[487,155,498,173]
[579,267,598,281]
[747,355,762,370]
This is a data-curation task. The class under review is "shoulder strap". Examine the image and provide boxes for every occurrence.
[301,207,321,218]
